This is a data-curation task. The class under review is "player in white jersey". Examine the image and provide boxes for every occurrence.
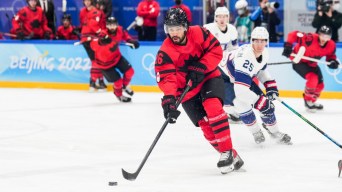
[203,6,241,123]
[222,27,292,144]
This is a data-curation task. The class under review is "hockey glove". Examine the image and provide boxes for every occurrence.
[161,95,181,124]
[72,27,81,36]
[99,35,112,45]
[254,95,275,116]
[43,32,51,40]
[127,39,140,49]
[264,80,279,101]
[282,42,292,58]
[328,59,340,69]
[16,31,25,40]
[187,62,207,88]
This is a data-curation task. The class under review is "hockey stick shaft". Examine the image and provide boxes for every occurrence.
[267,61,293,65]
[275,97,342,149]
[122,81,192,181]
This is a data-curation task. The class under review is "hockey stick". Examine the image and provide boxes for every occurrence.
[122,81,192,181]
[267,46,306,66]
[126,16,144,31]
[275,96,342,149]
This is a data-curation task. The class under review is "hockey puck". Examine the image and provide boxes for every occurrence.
[108,181,118,186]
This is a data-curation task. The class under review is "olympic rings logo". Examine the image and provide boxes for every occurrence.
[324,65,342,84]
[141,53,156,79]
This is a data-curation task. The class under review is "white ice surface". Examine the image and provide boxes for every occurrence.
[0,88,341,192]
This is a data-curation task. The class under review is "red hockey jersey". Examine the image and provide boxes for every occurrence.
[56,25,79,40]
[90,38,122,69]
[107,26,133,42]
[155,26,223,102]
[287,31,337,67]
[136,0,160,27]
[79,7,106,41]
[12,6,52,38]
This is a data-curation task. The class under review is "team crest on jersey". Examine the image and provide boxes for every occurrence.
[296,32,304,38]
[96,16,100,22]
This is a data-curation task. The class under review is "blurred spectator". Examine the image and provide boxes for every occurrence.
[37,0,56,34]
[95,0,112,18]
[136,0,160,41]
[172,0,192,24]
[95,0,107,29]
[11,0,52,40]
[0,33,3,39]
[56,14,79,40]
[234,0,253,43]
[250,0,280,42]
[312,0,342,42]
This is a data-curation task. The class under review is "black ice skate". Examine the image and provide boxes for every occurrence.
[262,123,292,145]
[303,94,323,113]
[123,86,134,96]
[217,150,244,174]
[98,79,107,92]
[89,79,98,92]
[116,95,132,103]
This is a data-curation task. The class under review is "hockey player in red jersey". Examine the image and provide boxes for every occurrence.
[282,25,340,112]
[106,17,139,97]
[79,0,107,92]
[155,8,244,174]
[56,14,79,40]
[11,0,52,40]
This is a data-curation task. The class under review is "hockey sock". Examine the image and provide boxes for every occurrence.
[198,118,219,151]
[90,67,103,82]
[314,82,324,99]
[304,72,319,102]
[203,98,232,153]
[113,79,123,97]
[123,67,134,87]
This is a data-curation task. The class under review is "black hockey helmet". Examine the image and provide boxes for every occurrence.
[62,14,72,21]
[106,17,118,25]
[319,25,332,36]
[164,8,188,30]
[96,0,105,5]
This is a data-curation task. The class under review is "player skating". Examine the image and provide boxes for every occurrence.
[282,25,340,112]
[222,27,291,145]
[155,8,244,174]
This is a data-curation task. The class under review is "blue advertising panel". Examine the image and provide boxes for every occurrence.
[0,41,341,93]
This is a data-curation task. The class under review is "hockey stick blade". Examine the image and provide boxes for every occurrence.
[121,168,138,181]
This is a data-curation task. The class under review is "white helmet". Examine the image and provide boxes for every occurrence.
[251,27,269,41]
[235,0,248,9]
[215,6,229,17]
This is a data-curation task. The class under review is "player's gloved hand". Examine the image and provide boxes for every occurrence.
[328,59,340,69]
[99,35,112,45]
[16,31,25,40]
[264,80,279,101]
[43,32,51,40]
[254,95,275,116]
[187,62,207,88]
[161,95,181,124]
[72,27,81,36]
[127,39,140,49]
[282,42,292,58]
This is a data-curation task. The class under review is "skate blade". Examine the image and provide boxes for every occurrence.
[97,88,107,93]
[305,108,316,113]
[338,160,342,177]
[88,88,97,93]
[219,165,234,174]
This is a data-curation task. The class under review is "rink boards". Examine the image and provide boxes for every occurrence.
[0,40,341,98]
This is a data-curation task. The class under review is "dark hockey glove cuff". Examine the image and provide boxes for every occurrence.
[282,42,293,58]
[264,80,279,101]
[328,59,340,69]
[161,95,181,124]
[187,62,207,88]
[127,39,140,49]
